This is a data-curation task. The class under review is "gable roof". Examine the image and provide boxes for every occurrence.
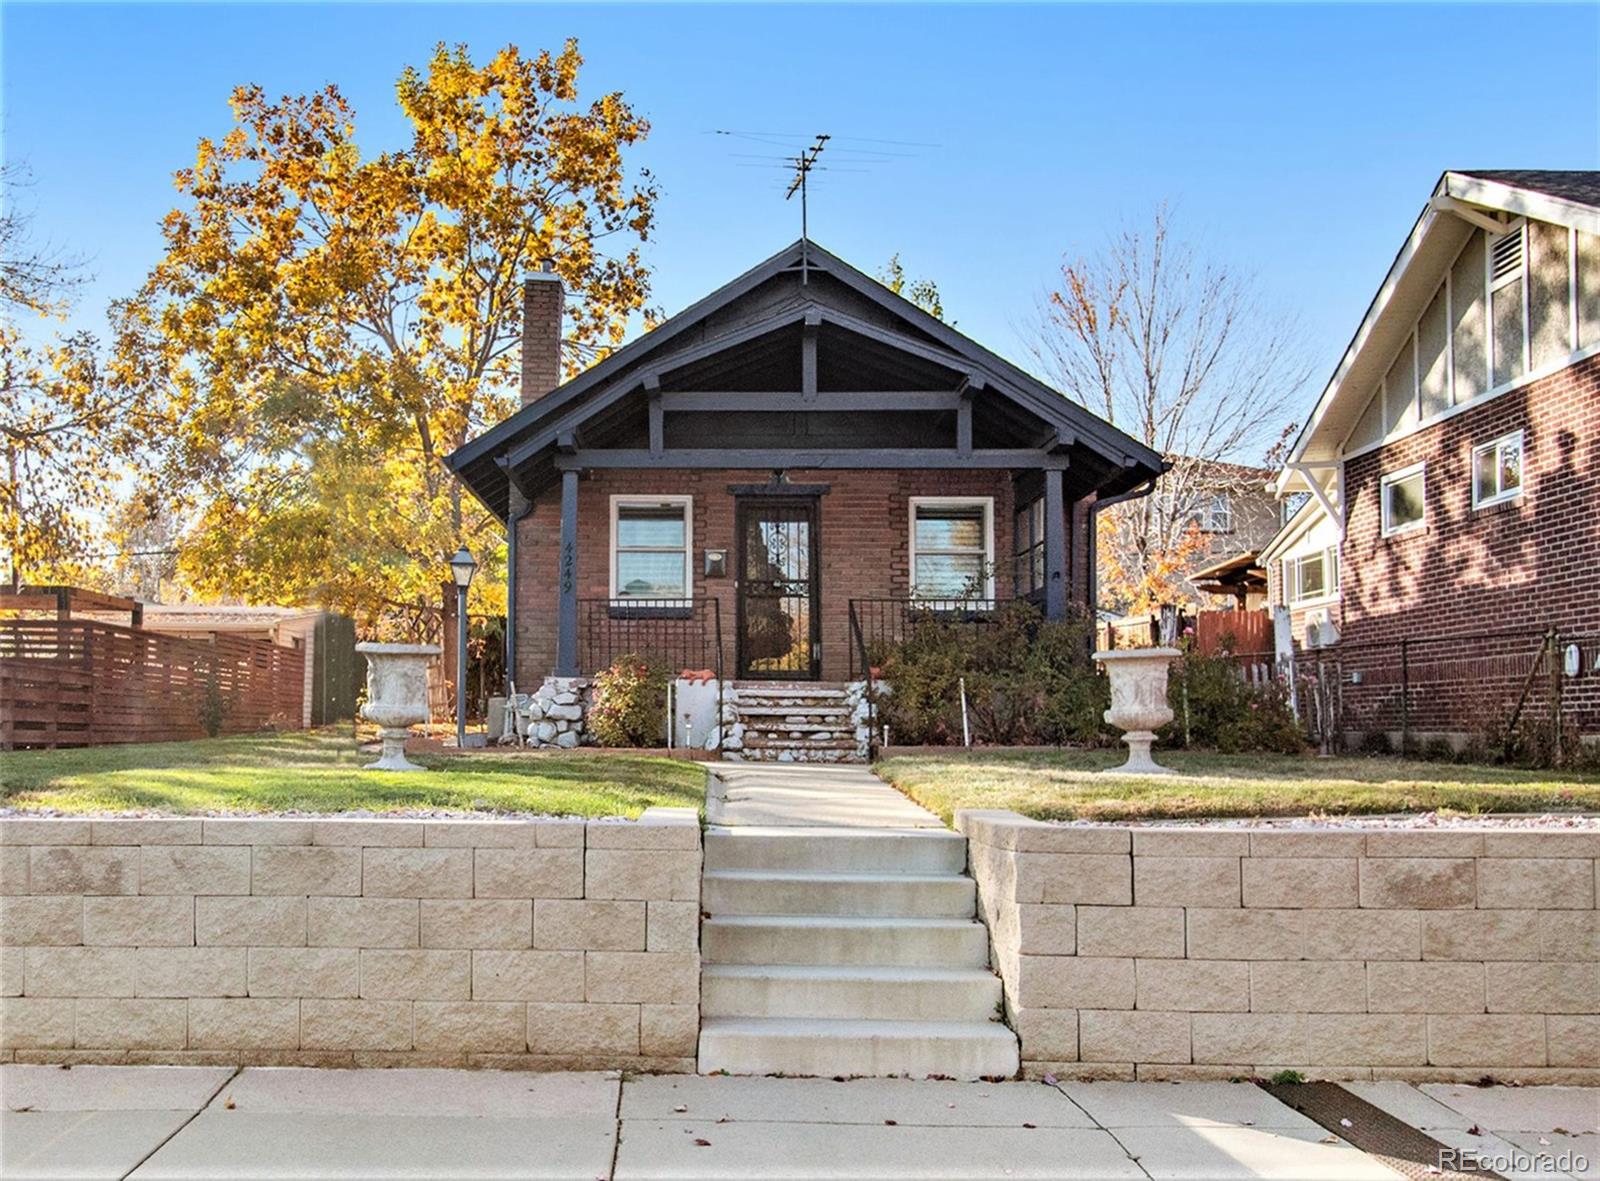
[448,238,1164,520]
[1454,170,1600,210]
[1274,169,1600,491]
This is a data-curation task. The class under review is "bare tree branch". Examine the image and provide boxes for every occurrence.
[1029,206,1311,613]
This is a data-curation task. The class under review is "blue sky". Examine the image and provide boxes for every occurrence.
[4,2,1597,427]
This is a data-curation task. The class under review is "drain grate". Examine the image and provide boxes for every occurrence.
[1262,1082,1505,1181]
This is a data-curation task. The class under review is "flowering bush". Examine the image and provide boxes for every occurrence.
[586,654,670,747]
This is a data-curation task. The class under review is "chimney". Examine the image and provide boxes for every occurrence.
[520,259,563,406]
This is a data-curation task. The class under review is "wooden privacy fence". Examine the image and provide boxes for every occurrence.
[0,619,305,750]
[1194,608,1273,656]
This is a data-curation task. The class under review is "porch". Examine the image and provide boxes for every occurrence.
[574,594,1015,684]
[520,464,1097,687]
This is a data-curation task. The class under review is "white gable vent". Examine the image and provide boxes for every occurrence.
[1490,225,1524,287]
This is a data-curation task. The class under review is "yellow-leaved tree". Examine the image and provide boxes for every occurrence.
[2,162,153,586]
[115,41,657,634]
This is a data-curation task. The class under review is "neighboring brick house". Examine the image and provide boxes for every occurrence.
[1266,170,1600,737]
[447,241,1163,750]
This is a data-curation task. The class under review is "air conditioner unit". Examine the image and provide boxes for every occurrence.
[1305,610,1340,649]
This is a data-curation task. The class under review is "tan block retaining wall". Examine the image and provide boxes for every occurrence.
[0,809,701,1070]
[957,810,1599,1084]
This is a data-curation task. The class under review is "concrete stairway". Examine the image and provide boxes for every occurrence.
[697,824,1019,1079]
[725,684,861,763]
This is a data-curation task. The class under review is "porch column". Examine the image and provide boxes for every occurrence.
[555,468,580,677]
[1043,466,1067,621]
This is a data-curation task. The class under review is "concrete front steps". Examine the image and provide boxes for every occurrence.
[698,826,1018,1080]
[724,684,863,763]
[698,1018,1019,1080]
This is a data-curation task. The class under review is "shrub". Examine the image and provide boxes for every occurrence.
[198,669,229,738]
[1420,735,1456,762]
[1358,729,1393,756]
[1162,644,1305,755]
[880,603,1108,746]
[586,655,670,747]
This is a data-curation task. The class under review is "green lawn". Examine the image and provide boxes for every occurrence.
[876,748,1600,824]
[0,729,707,818]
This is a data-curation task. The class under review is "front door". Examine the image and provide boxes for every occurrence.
[736,498,821,680]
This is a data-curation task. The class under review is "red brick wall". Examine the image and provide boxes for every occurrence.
[1341,351,1600,646]
[520,275,564,406]
[515,468,1029,684]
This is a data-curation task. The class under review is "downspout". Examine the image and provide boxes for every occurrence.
[1085,474,1161,630]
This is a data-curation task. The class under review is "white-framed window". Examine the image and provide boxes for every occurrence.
[609,495,693,600]
[1472,430,1524,509]
[909,496,994,599]
[1288,547,1338,605]
[1381,463,1427,537]
[1199,492,1233,533]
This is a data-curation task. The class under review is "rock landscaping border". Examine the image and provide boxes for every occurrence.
[0,809,701,1070]
[957,809,1599,1084]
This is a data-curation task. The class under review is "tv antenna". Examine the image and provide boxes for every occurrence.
[785,134,830,283]
[710,130,939,283]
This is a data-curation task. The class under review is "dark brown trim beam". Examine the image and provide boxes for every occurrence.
[1043,467,1067,620]
[555,449,1068,471]
[660,391,965,413]
[801,313,819,400]
[648,392,664,456]
[956,386,974,457]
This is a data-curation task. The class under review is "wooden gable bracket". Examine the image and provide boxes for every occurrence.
[494,454,535,503]
[1286,460,1345,539]
[1031,422,1078,451]
[1429,195,1510,236]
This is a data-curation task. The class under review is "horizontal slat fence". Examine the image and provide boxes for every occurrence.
[0,620,305,750]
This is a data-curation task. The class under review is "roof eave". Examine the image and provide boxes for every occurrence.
[1446,172,1600,236]
[1276,169,1600,490]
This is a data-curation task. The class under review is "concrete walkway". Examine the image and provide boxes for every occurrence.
[709,763,943,828]
[8,1064,1592,1179]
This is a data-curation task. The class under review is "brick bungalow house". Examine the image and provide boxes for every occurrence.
[1266,170,1600,741]
[447,239,1163,755]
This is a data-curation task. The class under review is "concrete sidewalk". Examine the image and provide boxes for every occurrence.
[3,1065,1594,1179]
[709,763,943,828]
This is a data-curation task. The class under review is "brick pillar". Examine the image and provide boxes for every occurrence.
[521,264,564,406]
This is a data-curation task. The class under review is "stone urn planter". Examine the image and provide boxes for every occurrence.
[356,642,440,772]
[1093,647,1180,775]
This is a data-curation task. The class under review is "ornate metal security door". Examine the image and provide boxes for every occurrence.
[735,498,821,680]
